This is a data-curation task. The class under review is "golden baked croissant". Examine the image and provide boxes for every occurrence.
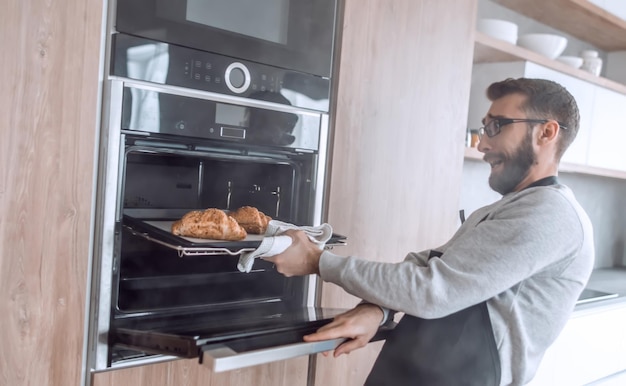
[171,208,247,241]
[229,206,272,234]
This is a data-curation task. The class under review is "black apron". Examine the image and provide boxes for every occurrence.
[364,252,501,386]
[365,176,559,386]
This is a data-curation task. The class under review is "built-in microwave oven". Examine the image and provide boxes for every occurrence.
[115,0,338,78]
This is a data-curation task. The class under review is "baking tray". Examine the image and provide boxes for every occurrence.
[122,213,347,257]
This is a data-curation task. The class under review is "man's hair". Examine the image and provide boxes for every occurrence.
[486,78,580,160]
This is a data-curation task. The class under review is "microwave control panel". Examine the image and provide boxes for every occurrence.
[184,56,280,96]
[112,33,330,112]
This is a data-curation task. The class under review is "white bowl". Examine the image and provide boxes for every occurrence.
[477,18,518,44]
[517,33,568,59]
[556,55,584,68]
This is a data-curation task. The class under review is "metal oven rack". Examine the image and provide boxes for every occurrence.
[123,224,257,257]
[122,216,347,258]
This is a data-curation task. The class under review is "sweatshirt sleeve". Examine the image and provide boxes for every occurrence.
[318,187,587,319]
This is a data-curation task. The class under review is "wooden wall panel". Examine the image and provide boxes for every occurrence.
[0,0,103,385]
[316,0,478,384]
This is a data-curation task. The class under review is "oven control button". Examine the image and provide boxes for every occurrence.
[225,62,251,94]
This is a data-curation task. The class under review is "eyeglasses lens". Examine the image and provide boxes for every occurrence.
[479,120,499,139]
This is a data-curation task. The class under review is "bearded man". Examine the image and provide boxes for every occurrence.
[265,78,595,386]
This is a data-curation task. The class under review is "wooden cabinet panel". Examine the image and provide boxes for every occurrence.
[92,357,309,386]
[317,0,478,384]
[0,0,103,385]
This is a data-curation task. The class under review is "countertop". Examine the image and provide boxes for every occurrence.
[573,267,626,315]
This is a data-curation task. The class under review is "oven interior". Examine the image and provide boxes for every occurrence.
[115,144,317,312]
[108,140,329,363]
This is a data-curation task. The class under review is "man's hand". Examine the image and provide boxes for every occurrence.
[303,304,384,357]
[263,229,323,276]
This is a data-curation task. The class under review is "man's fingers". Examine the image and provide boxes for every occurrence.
[333,338,368,357]
[303,326,344,342]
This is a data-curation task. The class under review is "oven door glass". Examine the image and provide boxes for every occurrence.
[116,0,337,77]
[112,306,393,371]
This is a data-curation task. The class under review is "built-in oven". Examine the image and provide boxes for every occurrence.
[85,76,372,373]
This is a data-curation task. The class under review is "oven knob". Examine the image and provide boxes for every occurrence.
[225,62,251,94]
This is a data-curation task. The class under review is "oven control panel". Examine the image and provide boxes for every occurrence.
[120,85,322,151]
[112,33,330,112]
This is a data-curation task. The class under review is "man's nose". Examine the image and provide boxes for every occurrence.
[476,135,489,153]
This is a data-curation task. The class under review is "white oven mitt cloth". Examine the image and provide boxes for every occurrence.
[237,220,333,273]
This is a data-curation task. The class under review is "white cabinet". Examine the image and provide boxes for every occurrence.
[587,87,626,171]
[524,63,595,166]
[528,303,626,386]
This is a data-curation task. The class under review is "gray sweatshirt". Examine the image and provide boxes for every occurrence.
[319,183,595,385]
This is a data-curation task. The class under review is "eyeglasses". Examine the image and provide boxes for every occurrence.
[478,118,568,139]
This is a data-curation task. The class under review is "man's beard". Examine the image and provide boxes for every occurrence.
[489,131,536,195]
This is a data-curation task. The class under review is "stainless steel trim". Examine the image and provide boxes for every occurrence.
[202,338,345,373]
[314,114,330,226]
[110,76,325,116]
[92,354,179,373]
[124,144,297,168]
[82,1,113,384]
[90,80,125,371]
[120,129,150,136]
[307,113,330,308]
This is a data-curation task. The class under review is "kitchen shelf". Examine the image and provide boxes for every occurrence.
[493,0,626,51]
[473,32,626,96]
[464,147,626,180]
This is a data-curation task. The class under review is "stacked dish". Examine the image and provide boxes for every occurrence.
[556,56,584,68]
[517,33,568,59]
[477,18,518,44]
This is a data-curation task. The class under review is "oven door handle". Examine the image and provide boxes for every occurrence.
[201,338,346,372]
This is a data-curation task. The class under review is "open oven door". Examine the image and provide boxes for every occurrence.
[112,306,394,371]
[109,211,396,371]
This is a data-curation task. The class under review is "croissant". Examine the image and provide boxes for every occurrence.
[229,206,272,234]
[171,208,247,241]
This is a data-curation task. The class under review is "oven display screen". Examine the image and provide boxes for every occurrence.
[186,0,290,45]
[215,103,249,127]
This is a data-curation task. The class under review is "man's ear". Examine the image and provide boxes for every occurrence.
[538,120,560,144]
